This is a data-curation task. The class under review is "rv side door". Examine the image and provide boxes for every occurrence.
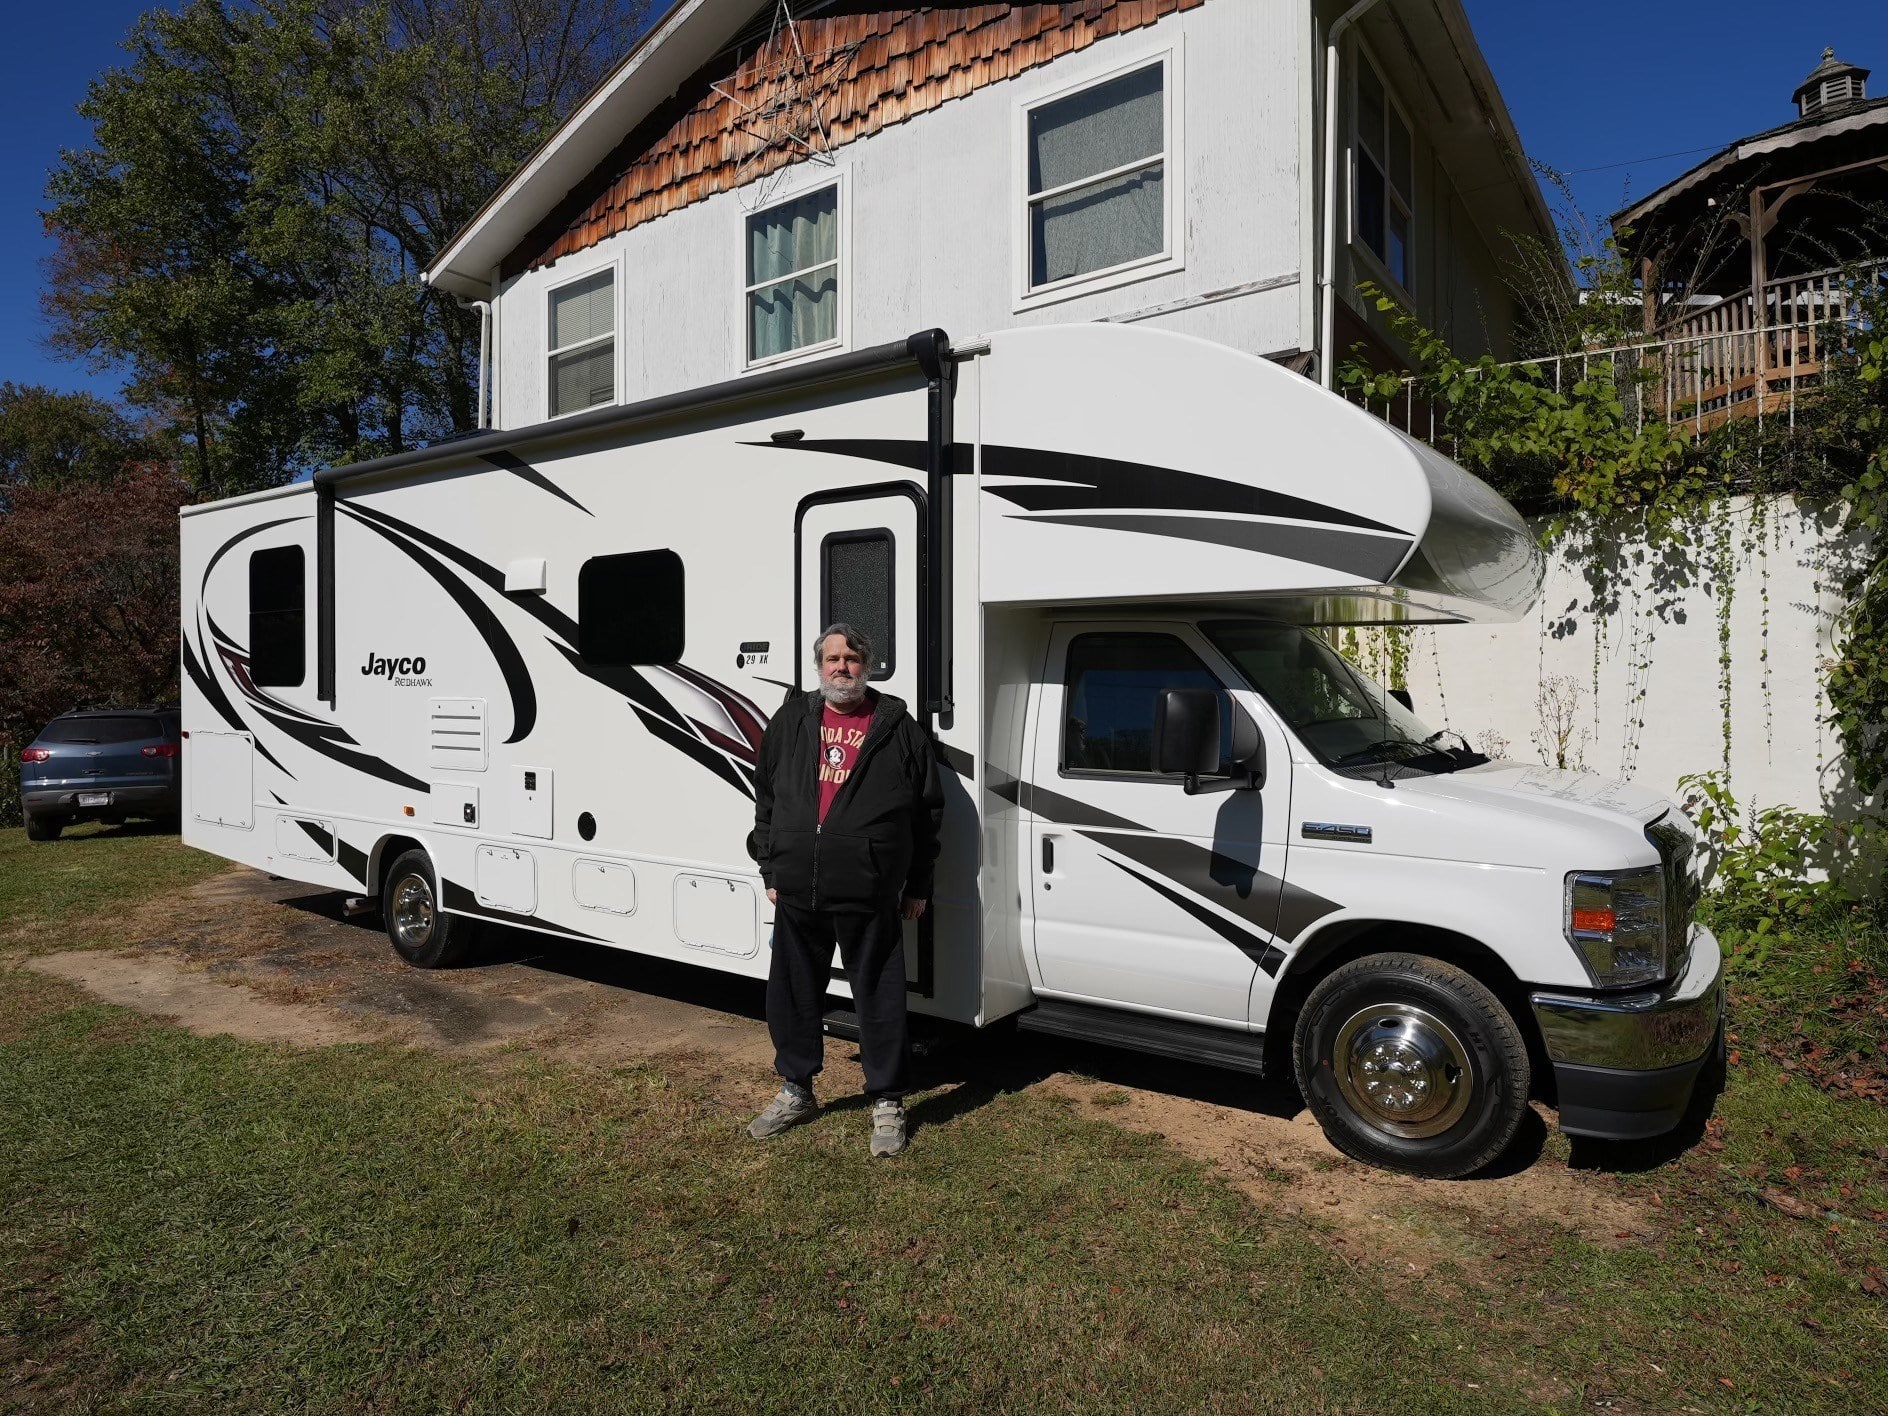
[795,488,924,711]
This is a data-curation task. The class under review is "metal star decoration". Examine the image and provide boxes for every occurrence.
[711,0,862,207]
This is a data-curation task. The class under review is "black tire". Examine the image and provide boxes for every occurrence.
[23,812,62,842]
[380,849,478,968]
[1292,952,1530,1179]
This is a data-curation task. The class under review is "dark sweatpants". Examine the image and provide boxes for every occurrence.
[767,902,909,1100]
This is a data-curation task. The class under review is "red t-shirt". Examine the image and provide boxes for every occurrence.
[817,700,873,823]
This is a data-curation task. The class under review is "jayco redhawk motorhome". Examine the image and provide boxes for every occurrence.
[180,324,1724,1177]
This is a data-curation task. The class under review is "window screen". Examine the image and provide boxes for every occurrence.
[1354,54,1414,291]
[549,268,616,416]
[746,185,840,362]
[821,530,894,679]
[250,544,306,688]
[1025,63,1165,290]
[578,549,684,665]
[38,716,164,745]
[1063,632,1231,776]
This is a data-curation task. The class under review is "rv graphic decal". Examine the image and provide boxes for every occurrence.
[1101,856,1290,977]
[361,653,430,682]
[482,449,593,517]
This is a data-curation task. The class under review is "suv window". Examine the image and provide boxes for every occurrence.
[38,716,162,745]
[1062,632,1231,776]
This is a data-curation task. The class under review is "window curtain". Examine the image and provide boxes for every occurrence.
[748,188,838,360]
[1028,65,1164,288]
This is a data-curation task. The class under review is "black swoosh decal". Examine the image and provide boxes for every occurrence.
[1019,513,1411,583]
[1101,857,1288,976]
[251,702,430,793]
[442,880,604,942]
[338,506,537,744]
[1003,779,1143,831]
[483,450,593,516]
[1079,829,1290,940]
[202,514,309,588]
[939,742,974,779]
[185,631,295,777]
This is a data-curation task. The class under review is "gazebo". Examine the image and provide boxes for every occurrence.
[1609,48,1887,425]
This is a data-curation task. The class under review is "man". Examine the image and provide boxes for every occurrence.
[746,623,943,1157]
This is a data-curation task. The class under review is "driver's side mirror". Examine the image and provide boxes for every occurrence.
[1153,689,1265,794]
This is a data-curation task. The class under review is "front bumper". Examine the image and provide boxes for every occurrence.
[1530,924,1725,1141]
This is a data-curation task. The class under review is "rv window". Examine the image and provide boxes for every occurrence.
[820,530,893,679]
[578,549,684,665]
[1353,51,1414,292]
[548,267,616,416]
[746,184,840,364]
[1062,632,1231,777]
[1024,61,1167,292]
[249,544,306,688]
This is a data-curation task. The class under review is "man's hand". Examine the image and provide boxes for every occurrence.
[901,897,927,921]
[767,888,778,905]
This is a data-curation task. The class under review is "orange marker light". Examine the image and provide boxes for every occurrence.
[1571,908,1616,934]
[403,805,415,817]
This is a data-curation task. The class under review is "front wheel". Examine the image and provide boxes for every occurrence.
[1292,953,1530,1179]
[381,849,478,968]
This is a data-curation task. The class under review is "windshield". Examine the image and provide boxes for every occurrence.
[1201,620,1470,772]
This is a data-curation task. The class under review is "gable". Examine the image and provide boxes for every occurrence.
[506,1,1204,282]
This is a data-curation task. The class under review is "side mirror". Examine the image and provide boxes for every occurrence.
[1154,689,1220,777]
[1388,686,1414,712]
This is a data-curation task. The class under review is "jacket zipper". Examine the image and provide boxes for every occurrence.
[809,700,896,911]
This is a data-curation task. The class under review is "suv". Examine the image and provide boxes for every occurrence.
[19,708,182,840]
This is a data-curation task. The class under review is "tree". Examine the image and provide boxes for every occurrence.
[43,0,652,496]
[0,382,161,512]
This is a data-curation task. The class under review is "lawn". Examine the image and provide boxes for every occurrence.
[1,827,1884,1412]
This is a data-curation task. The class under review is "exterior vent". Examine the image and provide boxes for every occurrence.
[429,697,487,771]
[1794,47,1869,120]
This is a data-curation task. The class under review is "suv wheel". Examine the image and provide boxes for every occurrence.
[381,849,478,968]
[24,812,62,842]
[1292,952,1530,1179]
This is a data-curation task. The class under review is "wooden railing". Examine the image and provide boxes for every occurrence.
[1352,261,1886,442]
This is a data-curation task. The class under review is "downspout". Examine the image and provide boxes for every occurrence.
[1319,0,1386,389]
[459,298,493,429]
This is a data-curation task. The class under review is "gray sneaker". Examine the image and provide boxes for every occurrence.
[748,1084,817,1139]
[870,1099,908,1158]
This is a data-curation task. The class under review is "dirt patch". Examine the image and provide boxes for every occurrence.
[19,863,1656,1274]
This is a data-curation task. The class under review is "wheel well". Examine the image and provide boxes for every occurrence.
[1264,920,1553,1098]
[368,834,427,899]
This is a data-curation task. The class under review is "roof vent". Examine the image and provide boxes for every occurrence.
[1793,47,1869,120]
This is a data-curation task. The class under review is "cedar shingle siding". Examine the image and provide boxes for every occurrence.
[510,1,1204,278]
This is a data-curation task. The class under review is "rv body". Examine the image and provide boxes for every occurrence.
[180,324,1723,1174]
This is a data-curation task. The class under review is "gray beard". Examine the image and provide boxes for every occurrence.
[820,678,867,709]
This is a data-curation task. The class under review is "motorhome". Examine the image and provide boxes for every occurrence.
[179,323,1724,1177]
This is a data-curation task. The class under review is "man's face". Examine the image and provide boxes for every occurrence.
[819,636,867,704]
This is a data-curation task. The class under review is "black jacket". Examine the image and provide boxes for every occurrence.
[749,689,944,913]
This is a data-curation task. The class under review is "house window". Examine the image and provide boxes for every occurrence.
[1062,632,1231,777]
[578,549,684,665]
[746,185,839,364]
[820,530,894,678]
[1023,61,1168,295]
[548,267,616,417]
[1354,53,1414,292]
[249,545,306,688]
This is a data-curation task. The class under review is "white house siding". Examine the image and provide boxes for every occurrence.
[494,1,1304,429]
[1394,497,1865,817]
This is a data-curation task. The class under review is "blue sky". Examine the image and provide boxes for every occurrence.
[2,2,1883,402]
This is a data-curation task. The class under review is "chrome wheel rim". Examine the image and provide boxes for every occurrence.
[1332,1003,1473,1139]
[391,873,435,950]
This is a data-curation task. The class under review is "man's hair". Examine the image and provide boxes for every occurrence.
[812,622,873,668]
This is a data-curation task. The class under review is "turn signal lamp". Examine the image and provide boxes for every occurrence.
[1569,907,1616,934]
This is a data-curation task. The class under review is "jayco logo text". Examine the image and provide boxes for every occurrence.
[361,653,431,686]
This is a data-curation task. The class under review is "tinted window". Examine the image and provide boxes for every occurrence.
[38,716,162,745]
[579,549,685,665]
[1063,632,1231,775]
[821,530,893,678]
[250,545,306,688]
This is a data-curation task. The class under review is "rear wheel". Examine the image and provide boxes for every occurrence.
[23,812,62,842]
[1293,952,1530,1179]
[381,849,478,968]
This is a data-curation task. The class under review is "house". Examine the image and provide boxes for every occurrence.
[420,0,1557,430]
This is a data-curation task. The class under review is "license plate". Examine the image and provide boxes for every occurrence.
[78,793,111,808]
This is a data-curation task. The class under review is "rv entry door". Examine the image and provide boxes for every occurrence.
[796,488,924,711]
[1026,622,1292,1026]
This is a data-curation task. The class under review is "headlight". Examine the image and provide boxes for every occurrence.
[1564,867,1665,988]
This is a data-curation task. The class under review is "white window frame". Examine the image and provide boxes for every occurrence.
[1012,45,1185,313]
[741,169,849,372]
[544,255,622,421]
[1348,39,1416,302]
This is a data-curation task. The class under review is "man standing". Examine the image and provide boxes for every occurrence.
[747,623,943,1156]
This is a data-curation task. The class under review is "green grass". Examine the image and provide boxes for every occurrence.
[0,843,1884,1410]
[0,823,224,948]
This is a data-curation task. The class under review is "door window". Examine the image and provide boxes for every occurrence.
[1061,632,1231,776]
[820,529,893,678]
